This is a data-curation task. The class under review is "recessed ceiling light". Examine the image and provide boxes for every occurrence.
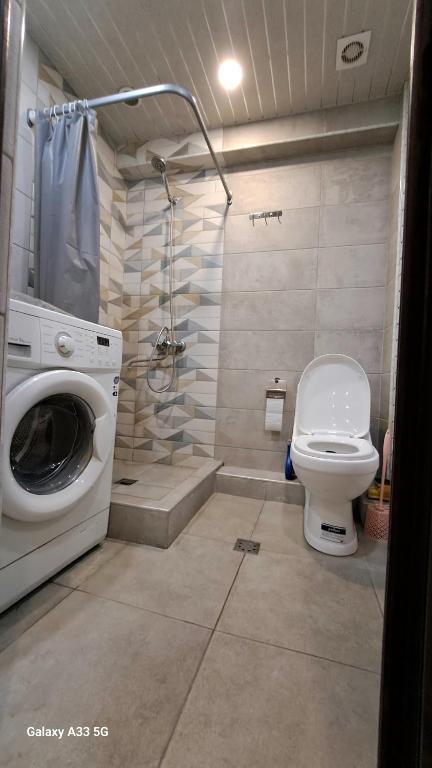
[218,59,243,90]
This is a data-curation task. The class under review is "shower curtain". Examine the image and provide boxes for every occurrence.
[34,107,100,322]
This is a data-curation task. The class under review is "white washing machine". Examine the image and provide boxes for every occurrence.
[0,297,122,612]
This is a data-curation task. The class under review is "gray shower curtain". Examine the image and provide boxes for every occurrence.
[34,108,100,322]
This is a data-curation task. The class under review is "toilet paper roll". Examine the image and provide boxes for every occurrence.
[265,396,284,432]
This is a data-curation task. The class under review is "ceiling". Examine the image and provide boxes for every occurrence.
[27,0,413,148]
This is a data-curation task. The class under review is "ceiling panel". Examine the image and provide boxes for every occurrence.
[26,0,413,148]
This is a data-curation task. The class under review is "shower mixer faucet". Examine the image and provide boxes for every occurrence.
[153,328,186,355]
[156,337,186,354]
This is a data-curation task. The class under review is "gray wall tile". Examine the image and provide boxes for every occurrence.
[215,407,293,452]
[321,155,391,206]
[0,156,13,314]
[368,375,381,419]
[217,370,300,411]
[9,244,30,293]
[380,374,390,422]
[317,244,387,288]
[219,330,315,372]
[382,326,393,374]
[316,287,386,330]
[225,207,320,254]
[221,290,316,331]
[11,189,31,250]
[17,80,36,145]
[21,33,39,92]
[384,278,396,330]
[214,446,286,472]
[228,163,321,214]
[319,201,389,247]
[314,330,383,373]
[222,249,317,292]
[14,135,34,198]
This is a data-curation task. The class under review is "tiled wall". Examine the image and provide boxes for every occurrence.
[215,147,391,471]
[10,33,126,331]
[382,129,402,429]
[117,144,394,471]
[382,85,408,474]
[0,0,24,516]
[116,169,226,464]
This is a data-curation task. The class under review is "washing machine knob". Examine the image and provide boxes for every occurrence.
[56,333,75,356]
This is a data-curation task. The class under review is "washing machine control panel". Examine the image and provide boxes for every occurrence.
[39,319,122,370]
[55,332,75,356]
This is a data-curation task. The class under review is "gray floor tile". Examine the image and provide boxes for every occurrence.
[370,568,386,614]
[358,530,388,572]
[0,590,210,768]
[185,493,263,543]
[218,550,383,672]
[0,582,71,653]
[252,500,308,556]
[80,535,243,628]
[53,539,126,589]
[161,632,380,768]
[254,502,369,566]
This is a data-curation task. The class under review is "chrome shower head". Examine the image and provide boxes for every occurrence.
[151,155,179,205]
[151,155,167,174]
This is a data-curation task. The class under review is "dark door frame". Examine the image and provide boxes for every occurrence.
[379,0,432,765]
[0,0,7,192]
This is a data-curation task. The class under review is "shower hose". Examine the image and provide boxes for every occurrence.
[146,199,177,394]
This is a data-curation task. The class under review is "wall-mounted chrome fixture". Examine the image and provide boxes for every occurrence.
[26,83,233,206]
[249,210,283,226]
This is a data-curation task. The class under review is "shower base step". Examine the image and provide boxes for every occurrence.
[215,465,305,505]
[109,458,221,548]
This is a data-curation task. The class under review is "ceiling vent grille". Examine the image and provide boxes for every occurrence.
[336,31,371,70]
[118,86,140,107]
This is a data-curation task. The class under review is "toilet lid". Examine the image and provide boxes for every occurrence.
[296,354,371,437]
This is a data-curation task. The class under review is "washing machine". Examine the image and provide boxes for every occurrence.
[0,297,122,612]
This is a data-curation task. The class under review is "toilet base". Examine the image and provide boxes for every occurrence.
[304,490,358,556]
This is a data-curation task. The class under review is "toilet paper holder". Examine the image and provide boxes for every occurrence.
[266,377,287,399]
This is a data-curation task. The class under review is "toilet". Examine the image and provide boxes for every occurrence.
[291,354,379,556]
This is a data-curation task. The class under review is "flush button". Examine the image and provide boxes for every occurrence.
[55,333,75,356]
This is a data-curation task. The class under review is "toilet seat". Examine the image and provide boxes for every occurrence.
[295,354,371,438]
[294,433,375,462]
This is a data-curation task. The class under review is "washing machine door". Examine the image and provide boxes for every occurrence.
[3,369,113,522]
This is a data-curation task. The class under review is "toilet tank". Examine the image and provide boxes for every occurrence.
[294,354,371,438]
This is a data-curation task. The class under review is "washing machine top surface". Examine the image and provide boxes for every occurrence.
[295,354,371,438]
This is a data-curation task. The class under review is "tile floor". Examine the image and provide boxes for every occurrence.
[0,493,387,767]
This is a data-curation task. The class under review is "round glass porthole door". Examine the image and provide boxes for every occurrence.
[10,394,95,495]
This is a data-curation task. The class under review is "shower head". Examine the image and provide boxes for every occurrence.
[151,155,179,205]
[151,155,167,174]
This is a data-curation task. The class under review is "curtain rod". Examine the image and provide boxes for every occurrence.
[27,82,233,205]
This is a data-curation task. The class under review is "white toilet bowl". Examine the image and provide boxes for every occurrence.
[291,355,379,556]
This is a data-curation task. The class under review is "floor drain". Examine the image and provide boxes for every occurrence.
[116,478,138,485]
[234,538,260,554]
